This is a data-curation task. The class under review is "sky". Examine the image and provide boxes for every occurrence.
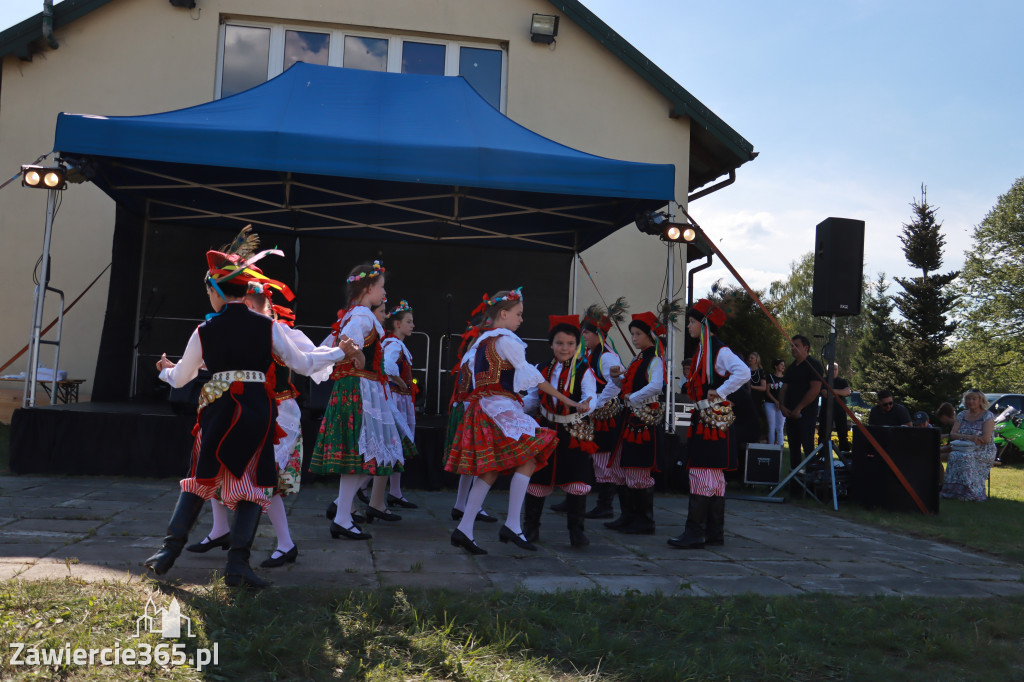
[3,1,1021,293]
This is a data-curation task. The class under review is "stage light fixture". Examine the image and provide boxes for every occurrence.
[637,210,699,242]
[530,14,559,43]
[21,165,66,190]
[666,225,681,241]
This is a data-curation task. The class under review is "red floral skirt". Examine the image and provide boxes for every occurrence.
[445,402,556,476]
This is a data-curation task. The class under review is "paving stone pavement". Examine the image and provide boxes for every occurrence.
[1,475,1022,596]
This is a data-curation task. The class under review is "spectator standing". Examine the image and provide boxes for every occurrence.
[778,335,824,493]
[867,390,912,427]
[747,352,767,441]
[764,358,786,447]
[817,363,851,452]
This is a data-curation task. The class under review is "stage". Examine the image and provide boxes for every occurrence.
[8,401,690,492]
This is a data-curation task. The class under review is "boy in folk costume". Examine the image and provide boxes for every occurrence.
[604,311,666,535]
[183,286,311,569]
[146,228,357,588]
[522,315,598,547]
[669,299,749,549]
[380,299,419,509]
[580,301,627,520]
[444,288,587,554]
[310,261,417,540]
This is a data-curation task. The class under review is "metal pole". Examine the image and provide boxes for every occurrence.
[665,239,675,433]
[24,188,58,408]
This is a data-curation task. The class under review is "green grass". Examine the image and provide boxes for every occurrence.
[3,579,1024,681]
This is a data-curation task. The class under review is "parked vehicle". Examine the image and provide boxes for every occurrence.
[993,406,1024,464]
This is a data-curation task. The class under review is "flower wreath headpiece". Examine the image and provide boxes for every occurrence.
[387,299,413,318]
[347,260,386,283]
[484,287,524,307]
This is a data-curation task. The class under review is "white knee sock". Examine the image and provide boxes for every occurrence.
[266,495,294,552]
[457,477,491,540]
[333,475,365,533]
[454,474,474,511]
[505,473,531,535]
[389,472,403,499]
[205,499,230,541]
[370,475,388,511]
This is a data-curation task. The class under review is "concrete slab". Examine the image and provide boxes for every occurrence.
[1,479,1022,598]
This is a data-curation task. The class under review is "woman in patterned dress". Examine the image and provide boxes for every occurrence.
[941,388,997,501]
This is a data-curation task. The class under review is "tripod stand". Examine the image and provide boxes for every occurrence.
[765,315,841,510]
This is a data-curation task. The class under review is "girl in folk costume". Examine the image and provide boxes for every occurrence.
[521,315,598,547]
[669,299,749,550]
[604,311,666,535]
[184,286,309,569]
[445,288,587,554]
[380,299,419,509]
[579,300,628,520]
[445,304,499,524]
[146,228,357,588]
[310,261,417,540]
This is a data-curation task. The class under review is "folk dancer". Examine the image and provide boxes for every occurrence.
[444,288,586,554]
[146,228,357,587]
[669,299,749,549]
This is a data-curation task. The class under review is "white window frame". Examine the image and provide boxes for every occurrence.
[215,20,507,112]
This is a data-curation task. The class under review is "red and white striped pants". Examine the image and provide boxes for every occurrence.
[180,430,273,511]
[597,450,654,489]
[526,482,591,497]
[688,467,726,497]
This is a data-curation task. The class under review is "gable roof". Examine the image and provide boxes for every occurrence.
[0,0,755,192]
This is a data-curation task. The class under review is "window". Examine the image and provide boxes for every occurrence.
[459,47,502,109]
[217,22,506,110]
[344,36,388,72]
[402,41,446,75]
[284,30,329,70]
[221,25,270,98]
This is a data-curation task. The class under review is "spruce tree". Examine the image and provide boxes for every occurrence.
[852,272,896,395]
[889,185,962,411]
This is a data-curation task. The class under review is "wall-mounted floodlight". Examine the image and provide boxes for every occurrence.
[531,14,559,44]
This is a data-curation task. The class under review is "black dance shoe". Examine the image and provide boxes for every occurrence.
[325,502,337,520]
[356,488,370,505]
[388,494,418,509]
[185,532,230,553]
[366,506,402,523]
[450,528,487,555]
[260,545,298,568]
[498,525,538,551]
[352,511,366,524]
[330,522,371,540]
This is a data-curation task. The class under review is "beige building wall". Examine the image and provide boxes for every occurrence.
[0,0,693,405]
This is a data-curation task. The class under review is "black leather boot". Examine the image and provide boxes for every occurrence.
[668,494,710,549]
[603,485,633,530]
[584,482,615,519]
[224,501,270,589]
[705,496,726,546]
[144,492,205,575]
[566,494,589,547]
[621,487,655,535]
[523,493,545,543]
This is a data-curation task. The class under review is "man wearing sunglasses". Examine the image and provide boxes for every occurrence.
[867,390,912,427]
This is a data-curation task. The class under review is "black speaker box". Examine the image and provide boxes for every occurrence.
[850,425,941,513]
[744,444,782,485]
[812,217,865,317]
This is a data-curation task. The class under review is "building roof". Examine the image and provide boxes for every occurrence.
[0,0,755,193]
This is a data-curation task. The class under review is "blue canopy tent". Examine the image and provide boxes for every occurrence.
[54,63,675,252]
[33,63,683,415]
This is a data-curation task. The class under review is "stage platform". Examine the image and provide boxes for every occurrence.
[9,403,451,488]
[9,403,693,492]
